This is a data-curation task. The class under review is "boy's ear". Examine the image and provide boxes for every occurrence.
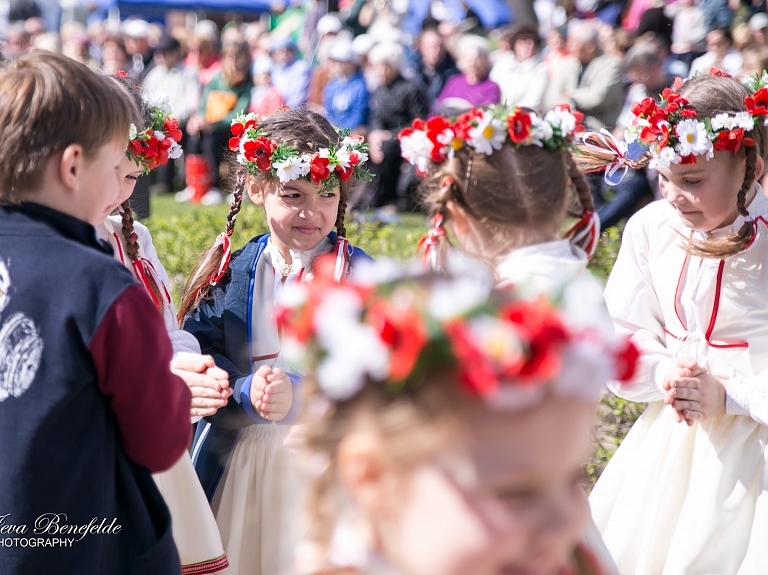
[59,144,85,192]
[247,176,265,205]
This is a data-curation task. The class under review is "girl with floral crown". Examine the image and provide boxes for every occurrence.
[398,104,602,294]
[581,71,768,573]
[98,76,231,574]
[275,258,639,575]
[178,108,373,575]
[398,105,623,572]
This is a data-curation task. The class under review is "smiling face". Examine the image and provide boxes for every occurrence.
[96,154,143,225]
[76,138,130,226]
[657,151,749,232]
[248,176,340,258]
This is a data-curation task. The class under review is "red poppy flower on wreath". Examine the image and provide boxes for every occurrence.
[231,122,245,137]
[713,128,755,153]
[228,137,241,152]
[680,108,697,118]
[349,151,361,165]
[445,321,504,397]
[309,153,331,184]
[631,97,657,118]
[368,298,428,382]
[507,108,532,144]
[503,300,569,385]
[243,137,275,171]
[679,154,697,165]
[708,67,731,78]
[612,338,640,382]
[336,164,355,182]
[164,117,183,142]
[746,87,768,116]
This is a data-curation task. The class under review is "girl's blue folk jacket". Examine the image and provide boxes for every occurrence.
[183,232,372,500]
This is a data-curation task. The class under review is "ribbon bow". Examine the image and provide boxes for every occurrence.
[333,236,353,282]
[133,256,172,308]
[417,213,448,271]
[581,129,632,186]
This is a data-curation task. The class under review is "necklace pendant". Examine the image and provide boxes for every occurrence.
[280,264,293,277]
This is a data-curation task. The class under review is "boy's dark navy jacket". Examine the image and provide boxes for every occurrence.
[0,203,192,575]
[183,232,371,500]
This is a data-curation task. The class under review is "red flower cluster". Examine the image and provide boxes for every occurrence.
[713,128,755,153]
[446,299,570,397]
[631,96,683,147]
[310,153,331,184]
[746,88,768,116]
[242,136,275,171]
[368,299,429,382]
[129,135,174,170]
[507,108,532,144]
[164,117,183,142]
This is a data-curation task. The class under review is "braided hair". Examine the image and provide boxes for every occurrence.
[178,109,350,321]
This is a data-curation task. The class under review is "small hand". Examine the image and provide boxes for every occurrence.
[172,354,232,417]
[250,366,293,422]
[664,357,725,425]
[283,423,309,455]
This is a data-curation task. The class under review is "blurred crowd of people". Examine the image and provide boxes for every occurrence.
[3,0,768,222]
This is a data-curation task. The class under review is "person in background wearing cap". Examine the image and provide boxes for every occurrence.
[270,36,311,109]
[144,36,201,194]
[750,12,768,47]
[490,24,549,113]
[322,36,368,131]
[123,18,155,80]
[248,54,284,118]
[412,26,458,105]
[307,12,342,106]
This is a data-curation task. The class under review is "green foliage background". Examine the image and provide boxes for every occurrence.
[147,197,644,486]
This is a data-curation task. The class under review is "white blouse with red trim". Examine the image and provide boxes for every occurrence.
[604,187,768,424]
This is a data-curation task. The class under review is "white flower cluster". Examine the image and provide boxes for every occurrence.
[742,72,768,93]
[647,113,755,170]
[142,92,172,115]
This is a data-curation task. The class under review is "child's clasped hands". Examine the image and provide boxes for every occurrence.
[663,356,727,426]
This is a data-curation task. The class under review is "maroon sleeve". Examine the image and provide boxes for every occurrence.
[88,284,192,472]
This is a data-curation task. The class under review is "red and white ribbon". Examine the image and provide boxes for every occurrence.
[208,232,232,285]
[581,129,631,186]
[564,210,601,259]
[417,213,448,271]
[333,236,352,282]
[133,256,172,308]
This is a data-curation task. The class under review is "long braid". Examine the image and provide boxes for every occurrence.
[690,145,758,258]
[566,153,595,212]
[178,172,247,322]
[335,186,347,238]
[120,200,139,260]
[119,199,165,307]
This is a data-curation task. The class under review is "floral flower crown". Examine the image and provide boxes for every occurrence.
[127,92,184,173]
[626,70,768,171]
[276,258,638,406]
[227,112,373,190]
[398,104,584,176]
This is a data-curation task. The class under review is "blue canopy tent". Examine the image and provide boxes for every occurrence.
[402,0,513,37]
[116,0,272,20]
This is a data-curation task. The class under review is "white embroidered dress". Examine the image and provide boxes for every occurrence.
[590,191,768,574]
[212,237,332,575]
[97,216,229,575]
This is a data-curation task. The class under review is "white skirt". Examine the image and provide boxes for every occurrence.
[153,454,229,574]
[212,424,304,575]
[590,401,768,575]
